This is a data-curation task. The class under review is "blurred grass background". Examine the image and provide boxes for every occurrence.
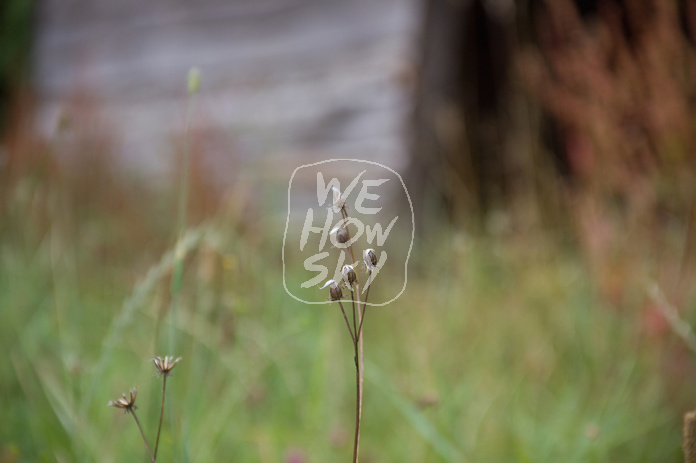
[3,0,696,462]
[0,137,687,461]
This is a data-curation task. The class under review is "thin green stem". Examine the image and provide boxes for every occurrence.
[130,409,155,463]
[154,375,168,460]
[176,96,194,238]
[170,89,196,353]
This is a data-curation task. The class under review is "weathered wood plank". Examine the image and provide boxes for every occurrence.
[34,0,419,180]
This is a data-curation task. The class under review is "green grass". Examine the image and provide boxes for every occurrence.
[0,163,685,462]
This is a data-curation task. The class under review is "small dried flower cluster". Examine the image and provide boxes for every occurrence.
[108,387,138,412]
[108,355,182,462]
[320,189,381,300]
[319,249,379,300]
[152,356,182,377]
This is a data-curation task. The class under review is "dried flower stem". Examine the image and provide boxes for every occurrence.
[352,283,364,463]
[338,301,356,344]
[341,208,356,266]
[340,207,358,338]
[351,291,358,343]
[154,374,168,461]
[129,409,155,463]
[358,282,370,341]
[340,206,365,463]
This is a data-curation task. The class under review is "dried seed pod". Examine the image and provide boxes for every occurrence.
[331,186,346,212]
[332,227,350,244]
[342,264,357,288]
[363,248,378,270]
[321,279,343,301]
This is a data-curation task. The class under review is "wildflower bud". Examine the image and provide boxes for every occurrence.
[363,248,378,270]
[321,279,343,301]
[342,264,357,288]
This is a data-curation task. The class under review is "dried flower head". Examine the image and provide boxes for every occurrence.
[330,226,350,244]
[363,249,378,271]
[108,387,138,412]
[342,264,357,289]
[321,279,343,301]
[331,187,346,213]
[152,356,182,377]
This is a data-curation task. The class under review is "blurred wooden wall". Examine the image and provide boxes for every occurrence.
[33,0,420,183]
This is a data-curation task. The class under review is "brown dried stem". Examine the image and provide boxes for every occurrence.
[352,283,364,463]
[129,409,155,463]
[340,205,364,463]
[153,374,167,461]
[338,300,356,344]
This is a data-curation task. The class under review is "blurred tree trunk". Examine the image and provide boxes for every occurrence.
[0,0,35,135]
[408,0,512,229]
[407,0,606,231]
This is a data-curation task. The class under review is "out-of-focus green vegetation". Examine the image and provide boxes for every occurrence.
[0,127,687,462]
[1,1,694,460]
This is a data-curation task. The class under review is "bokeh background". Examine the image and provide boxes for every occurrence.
[2,0,696,461]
